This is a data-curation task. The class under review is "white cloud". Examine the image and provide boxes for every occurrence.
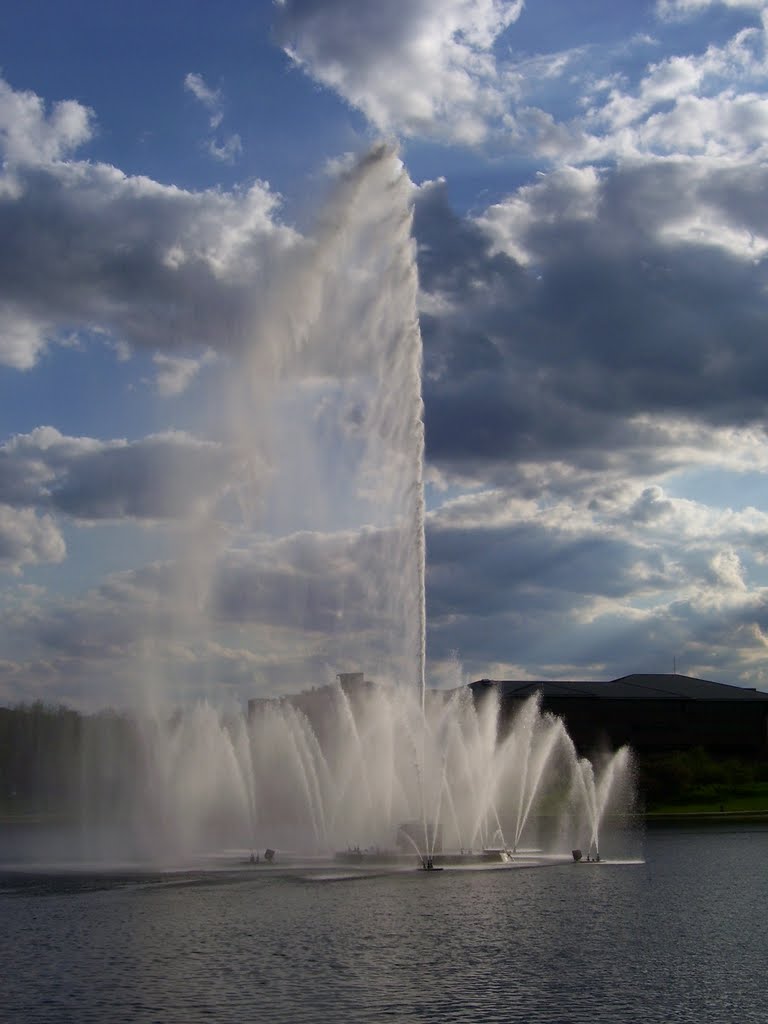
[208,133,242,163]
[273,0,768,164]
[573,20,768,161]
[152,349,217,396]
[184,71,241,161]
[0,77,93,167]
[0,505,65,574]
[637,90,768,160]
[184,72,223,126]
[657,0,768,19]
[0,305,50,369]
[275,0,524,144]
[476,164,600,265]
[0,77,295,368]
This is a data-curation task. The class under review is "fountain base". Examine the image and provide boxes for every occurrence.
[333,847,515,867]
[419,857,443,871]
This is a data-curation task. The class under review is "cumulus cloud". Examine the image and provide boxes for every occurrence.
[0,549,290,704]
[275,0,523,143]
[414,160,768,494]
[576,21,768,161]
[0,505,65,574]
[410,145,768,687]
[0,77,294,369]
[0,77,93,167]
[272,0,768,167]
[0,158,290,366]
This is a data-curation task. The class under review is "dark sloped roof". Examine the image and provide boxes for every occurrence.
[470,673,768,701]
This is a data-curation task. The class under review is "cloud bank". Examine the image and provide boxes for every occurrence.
[4,0,768,703]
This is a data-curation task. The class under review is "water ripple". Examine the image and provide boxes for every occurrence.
[2,827,766,1023]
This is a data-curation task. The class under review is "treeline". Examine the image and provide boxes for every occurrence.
[0,702,141,818]
[2,702,768,818]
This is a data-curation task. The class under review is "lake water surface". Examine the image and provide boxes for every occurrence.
[2,825,766,1023]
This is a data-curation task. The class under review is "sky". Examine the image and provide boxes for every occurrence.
[3,0,768,706]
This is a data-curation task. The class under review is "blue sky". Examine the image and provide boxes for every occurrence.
[3,0,768,706]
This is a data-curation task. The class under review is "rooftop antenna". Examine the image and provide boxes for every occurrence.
[673,656,677,674]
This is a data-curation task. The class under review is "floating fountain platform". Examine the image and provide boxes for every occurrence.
[333,847,515,867]
[418,857,443,872]
[334,820,520,867]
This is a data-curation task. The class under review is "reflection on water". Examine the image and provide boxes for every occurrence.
[1,826,766,1024]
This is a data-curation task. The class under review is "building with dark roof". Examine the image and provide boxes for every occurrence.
[469,674,768,755]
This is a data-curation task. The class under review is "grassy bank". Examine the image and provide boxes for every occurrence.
[639,748,768,819]
[644,785,768,823]
[646,782,768,815]
[645,808,768,825]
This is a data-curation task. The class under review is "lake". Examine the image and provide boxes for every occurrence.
[1,824,766,1023]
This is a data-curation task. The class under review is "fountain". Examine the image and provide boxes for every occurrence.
[68,146,636,869]
[72,676,635,867]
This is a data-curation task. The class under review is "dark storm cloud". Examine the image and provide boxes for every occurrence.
[424,515,659,670]
[427,520,642,616]
[415,163,768,481]
[512,163,768,419]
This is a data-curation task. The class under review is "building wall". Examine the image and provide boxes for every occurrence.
[497,696,768,756]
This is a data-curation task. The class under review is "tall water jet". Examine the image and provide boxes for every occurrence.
[212,144,428,700]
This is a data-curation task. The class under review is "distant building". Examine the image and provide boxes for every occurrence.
[337,672,365,689]
[469,674,768,756]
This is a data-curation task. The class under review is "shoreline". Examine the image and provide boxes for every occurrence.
[643,808,768,825]
[3,810,768,829]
